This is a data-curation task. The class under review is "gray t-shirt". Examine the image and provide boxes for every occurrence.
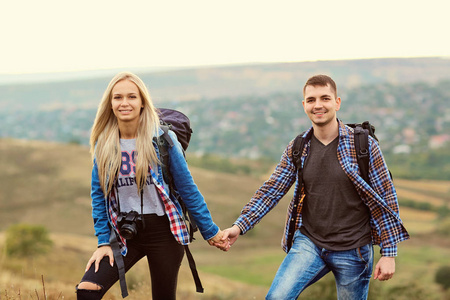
[300,134,372,250]
[117,139,165,216]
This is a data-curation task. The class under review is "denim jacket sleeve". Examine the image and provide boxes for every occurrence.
[166,130,220,240]
[91,160,111,247]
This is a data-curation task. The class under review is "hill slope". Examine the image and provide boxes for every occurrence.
[0,138,291,238]
[1,139,450,299]
[1,138,449,241]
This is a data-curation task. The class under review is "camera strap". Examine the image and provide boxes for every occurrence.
[110,231,128,298]
[112,181,145,298]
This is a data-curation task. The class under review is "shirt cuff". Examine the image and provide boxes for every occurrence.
[380,245,397,257]
[200,223,220,241]
[233,221,247,235]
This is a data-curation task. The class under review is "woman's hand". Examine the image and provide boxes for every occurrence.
[85,245,114,273]
[207,230,230,251]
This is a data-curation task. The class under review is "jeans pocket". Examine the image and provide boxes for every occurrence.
[290,230,315,253]
[355,243,372,264]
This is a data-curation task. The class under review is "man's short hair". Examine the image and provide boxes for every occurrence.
[303,75,337,98]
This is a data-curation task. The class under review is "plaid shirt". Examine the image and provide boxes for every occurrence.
[234,120,410,257]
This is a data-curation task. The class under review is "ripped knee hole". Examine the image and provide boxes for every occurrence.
[77,281,102,291]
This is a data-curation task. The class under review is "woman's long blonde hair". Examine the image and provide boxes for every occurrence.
[90,72,160,196]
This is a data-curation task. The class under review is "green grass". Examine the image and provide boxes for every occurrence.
[200,251,284,286]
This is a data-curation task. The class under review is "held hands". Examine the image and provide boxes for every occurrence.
[373,256,395,281]
[209,225,241,252]
[208,229,231,251]
[85,245,114,273]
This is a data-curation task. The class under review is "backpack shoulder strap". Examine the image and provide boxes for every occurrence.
[353,123,370,183]
[184,245,204,293]
[291,135,303,170]
[287,131,308,251]
[156,125,172,185]
[156,126,196,233]
[359,121,393,181]
[159,124,174,147]
[291,132,306,171]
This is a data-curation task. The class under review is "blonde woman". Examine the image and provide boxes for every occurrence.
[76,72,228,299]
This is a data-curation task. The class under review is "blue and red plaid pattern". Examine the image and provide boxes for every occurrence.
[148,167,190,244]
[108,188,127,255]
[234,120,410,257]
[108,165,190,256]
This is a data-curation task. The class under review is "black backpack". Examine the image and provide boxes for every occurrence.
[156,108,203,293]
[157,108,192,152]
[287,121,388,250]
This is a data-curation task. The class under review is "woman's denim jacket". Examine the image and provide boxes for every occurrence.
[91,128,219,249]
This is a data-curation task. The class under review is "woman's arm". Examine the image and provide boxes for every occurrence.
[91,160,111,246]
[166,131,220,241]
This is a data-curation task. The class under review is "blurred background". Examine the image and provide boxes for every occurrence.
[1,0,449,299]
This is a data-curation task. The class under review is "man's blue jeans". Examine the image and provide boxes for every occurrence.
[266,230,373,300]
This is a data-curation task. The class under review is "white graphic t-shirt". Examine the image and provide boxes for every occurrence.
[117,139,165,216]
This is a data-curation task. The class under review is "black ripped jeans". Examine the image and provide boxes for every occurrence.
[77,214,184,300]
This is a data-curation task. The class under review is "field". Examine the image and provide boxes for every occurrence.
[0,139,449,299]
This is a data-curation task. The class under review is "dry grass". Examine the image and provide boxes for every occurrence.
[395,178,450,195]
[0,232,267,300]
[397,188,447,207]
[1,139,450,299]
[400,207,438,234]
[0,139,93,235]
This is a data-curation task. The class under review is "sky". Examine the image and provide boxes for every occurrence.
[1,0,449,74]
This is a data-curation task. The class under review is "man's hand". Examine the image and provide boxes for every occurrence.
[208,230,230,251]
[373,256,395,281]
[218,225,241,251]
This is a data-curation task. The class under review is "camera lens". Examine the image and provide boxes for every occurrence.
[120,223,138,240]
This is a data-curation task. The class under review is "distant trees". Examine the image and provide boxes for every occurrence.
[386,144,450,180]
[399,200,450,219]
[2,79,450,181]
[4,223,53,258]
[435,266,450,290]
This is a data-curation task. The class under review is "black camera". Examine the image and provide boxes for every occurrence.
[117,211,144,240]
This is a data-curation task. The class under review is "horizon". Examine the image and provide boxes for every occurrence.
[3,55,450,75]
[1,56,449,86]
